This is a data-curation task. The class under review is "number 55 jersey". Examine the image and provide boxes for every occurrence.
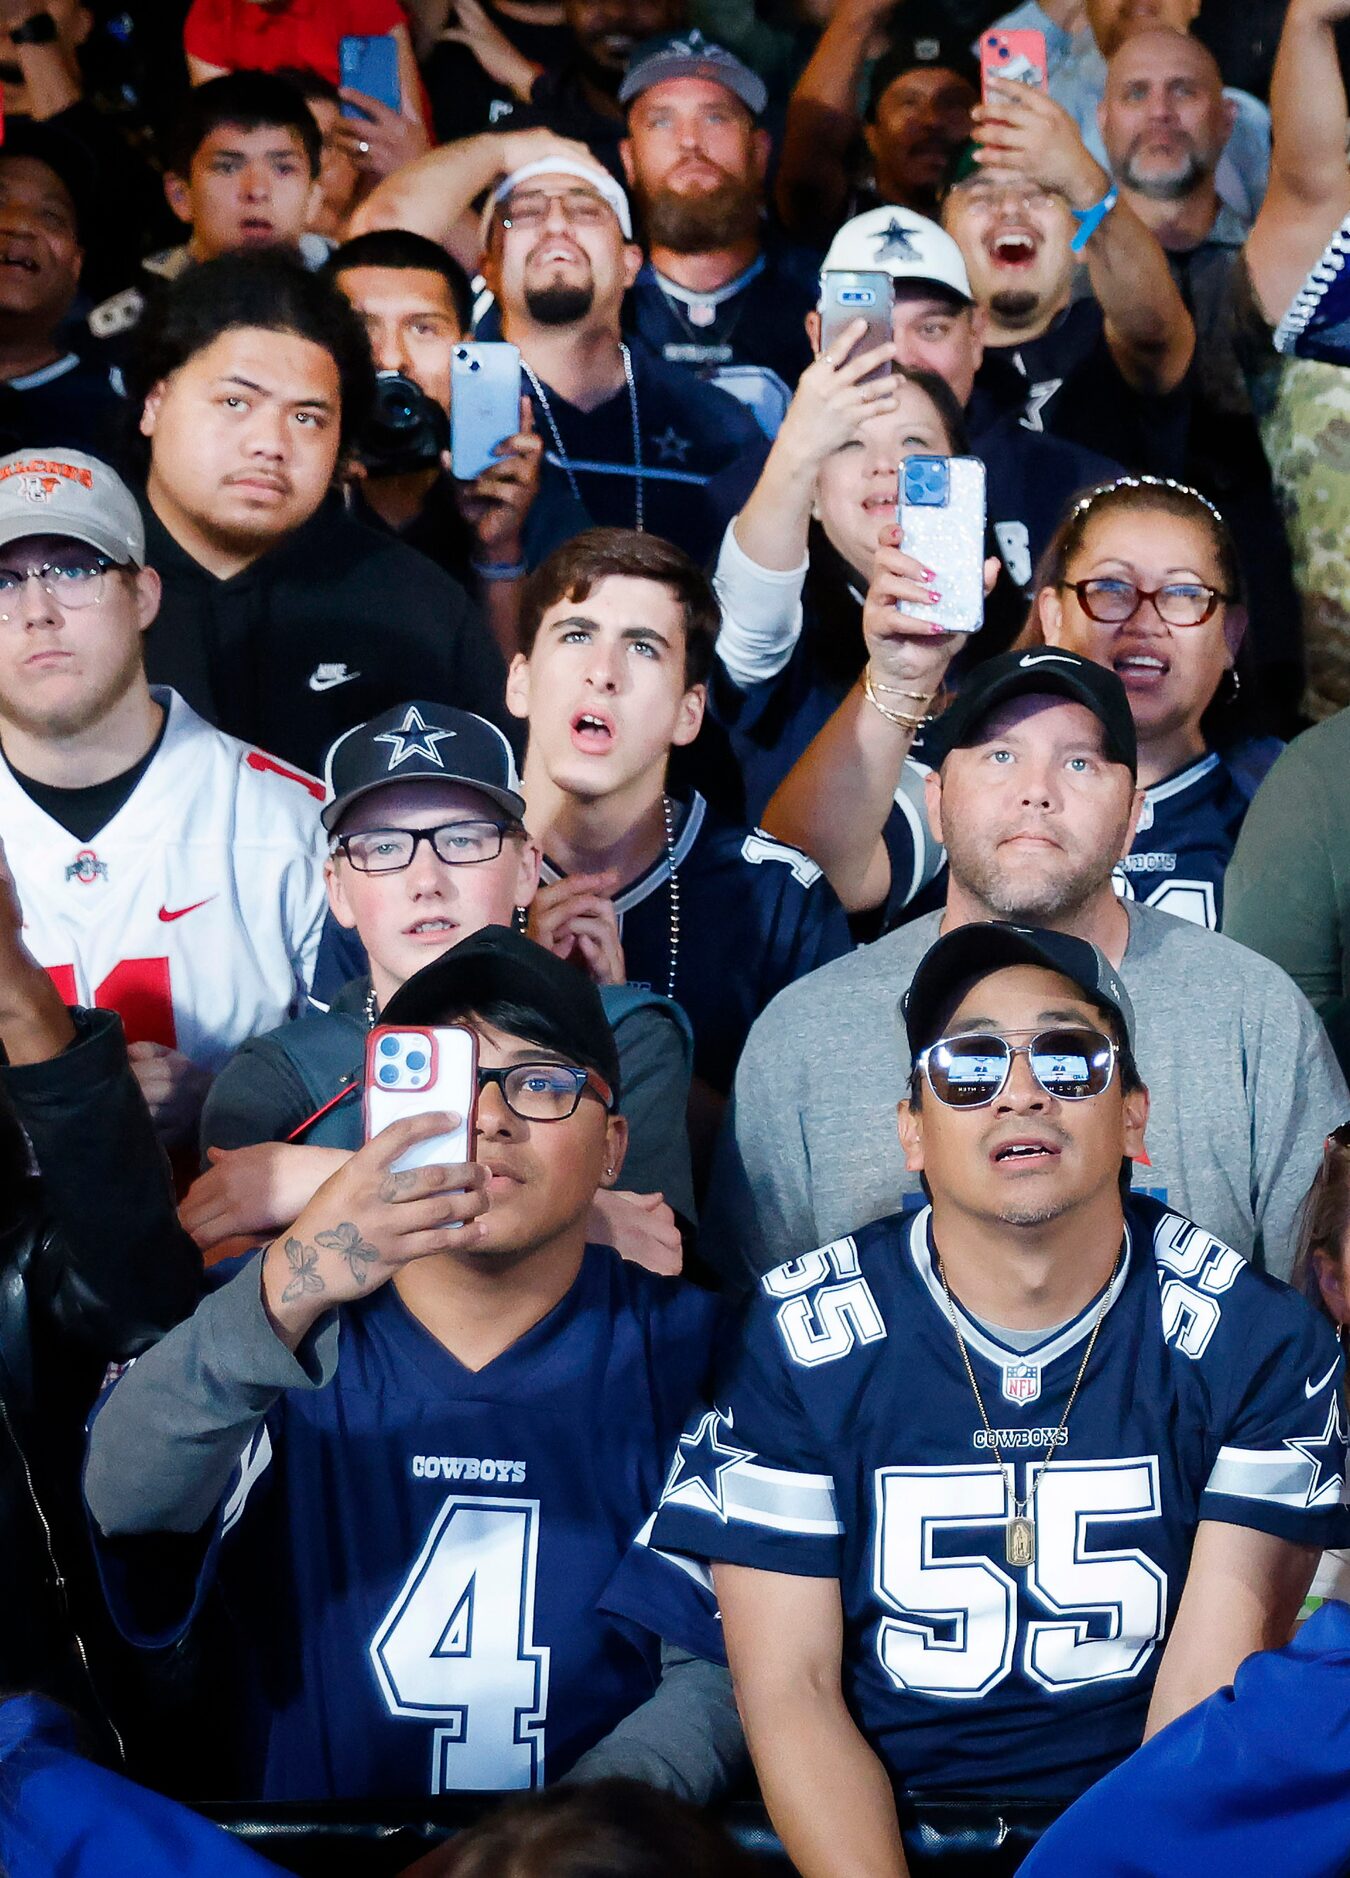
[0,687,327,1066]
[646,1194,1350,1802]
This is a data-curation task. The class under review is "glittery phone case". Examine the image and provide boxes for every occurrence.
[899,455,987,635]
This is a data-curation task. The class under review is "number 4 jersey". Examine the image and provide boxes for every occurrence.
[90,1248,722,1802]
[646,1194,1350,1802]
[0,687,328,1067]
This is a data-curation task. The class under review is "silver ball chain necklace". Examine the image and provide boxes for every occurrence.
[522,342,645,533]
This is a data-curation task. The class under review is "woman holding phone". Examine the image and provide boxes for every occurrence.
[710,319,1007,823]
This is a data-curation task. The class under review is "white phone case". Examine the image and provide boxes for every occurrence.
[898,455,988,635]
[364,1025,477,1174]
[450,343,522,481]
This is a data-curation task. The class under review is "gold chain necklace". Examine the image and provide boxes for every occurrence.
[935,1244,1122,1567]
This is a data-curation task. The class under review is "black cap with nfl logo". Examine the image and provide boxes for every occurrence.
[321,702,526,832]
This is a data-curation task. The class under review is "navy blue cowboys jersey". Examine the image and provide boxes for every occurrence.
[878,737,1282,932]
[91,1249,719,1802]
[648,1193,1350,1802]
[542,792,853,1096]
[1112,740,1280,928]
[627,252,817,441]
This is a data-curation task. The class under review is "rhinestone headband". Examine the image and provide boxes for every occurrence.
[1067,474,1226,528]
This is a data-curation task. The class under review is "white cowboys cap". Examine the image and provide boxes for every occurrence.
[484,157,633,245]
[820,206,973,305]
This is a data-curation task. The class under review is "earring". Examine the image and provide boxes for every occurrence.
[512,905,528,932]
[1228,667,1242,698]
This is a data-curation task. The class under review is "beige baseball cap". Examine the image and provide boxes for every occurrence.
[0,448,145,565]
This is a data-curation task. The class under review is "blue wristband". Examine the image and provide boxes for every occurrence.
[472,559,527,582]
[1070,183,1118,253]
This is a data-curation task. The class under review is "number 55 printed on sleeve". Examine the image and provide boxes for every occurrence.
[370,1497,551,1793]
[874,1460,1166,1698]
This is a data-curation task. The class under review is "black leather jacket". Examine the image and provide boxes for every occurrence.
[0,1007,201,1729]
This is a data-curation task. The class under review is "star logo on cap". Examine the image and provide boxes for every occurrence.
[874,218,921,262]
[373,706,456,771]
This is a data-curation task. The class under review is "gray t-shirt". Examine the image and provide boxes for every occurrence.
[703,903,1349,1286]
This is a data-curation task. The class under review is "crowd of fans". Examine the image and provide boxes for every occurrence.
[4,1,1350,1874]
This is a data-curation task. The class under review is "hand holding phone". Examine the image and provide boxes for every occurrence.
[339,33,402,117]
[451,342,523,481]
[897,455,987,635]
[819,270,894,383]
[979,28,1048,101]
[365,1025,478,1172]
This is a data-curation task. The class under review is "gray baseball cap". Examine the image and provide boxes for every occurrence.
[619,29,768,118]
[0,449,145,565]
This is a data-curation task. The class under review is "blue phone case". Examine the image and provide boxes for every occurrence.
[339,33,401,117]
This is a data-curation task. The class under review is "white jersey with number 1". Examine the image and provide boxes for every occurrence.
[0,687,328,1069]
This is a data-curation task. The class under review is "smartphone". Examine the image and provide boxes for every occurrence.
[339,33,401,118]
[450,342,522,481]
[364,1024,477,1177]
[819,270,893,382]
[979,28,1049,99]
[899,455,987,635]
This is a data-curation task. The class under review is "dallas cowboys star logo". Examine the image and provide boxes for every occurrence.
[1286,1393,1350,1508]
[652,426,690,465]
[664,1408,753,1520]
[873,217,920,262]
[373,706,457,771]
[1019,378,1063,434]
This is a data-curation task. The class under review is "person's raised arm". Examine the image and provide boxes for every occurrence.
[763,523,990,910]
[347,126,599,266]
[1145,1521,1319,1738]
[976,78,1194,394]
[1245,0,1350,323]
[774,0,898,244]
[714,1561,910,1878]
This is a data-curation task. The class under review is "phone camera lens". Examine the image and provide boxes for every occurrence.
[379,1037,399,1056]
[379,1064,399,1084]
[407,1051,427,1071]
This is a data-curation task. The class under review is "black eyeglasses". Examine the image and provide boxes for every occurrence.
[917,1027,1117,1108]
[1060,577,1229,627]
[478,1061,615,1120]
[333,821,515,874]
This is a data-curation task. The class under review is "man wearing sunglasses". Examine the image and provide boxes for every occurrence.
[186,700,695,1276]
[650,919,1348,1875]
[0,446,326,1149]
[85,923,741,1803]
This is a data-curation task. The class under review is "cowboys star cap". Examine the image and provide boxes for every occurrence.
[619,28,768,118]
[923,648,1138,774]
[902,921,1137,1057]
[487,157,633,241]
[0,448,145,565]
[820,206,973,304]
[321,702,526,832]
[381,923,622,1105]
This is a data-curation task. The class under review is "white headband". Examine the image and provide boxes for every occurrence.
[484,157,633,244]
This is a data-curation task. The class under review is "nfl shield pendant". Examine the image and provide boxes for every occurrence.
[1005,1515,1036,1567]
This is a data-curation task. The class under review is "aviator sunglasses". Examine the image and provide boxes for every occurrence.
[916,1026,1118,1108]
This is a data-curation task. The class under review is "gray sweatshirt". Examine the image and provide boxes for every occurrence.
[703,903,1349,1286]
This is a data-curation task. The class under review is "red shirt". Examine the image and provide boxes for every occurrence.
[183,0,407,87]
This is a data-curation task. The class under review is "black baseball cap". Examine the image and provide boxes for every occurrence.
[902,921,1137,1057]
[923,649,1138,774]
[867,31,980,118]
[322,702,526,833]
[381,924,622,1106]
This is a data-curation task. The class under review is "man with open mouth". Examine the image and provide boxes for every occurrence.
[650,916,1350,1875]
[941,71,1194,481]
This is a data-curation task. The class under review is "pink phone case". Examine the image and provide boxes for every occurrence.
[364,1025,478,1174]
[979,28,1049,99]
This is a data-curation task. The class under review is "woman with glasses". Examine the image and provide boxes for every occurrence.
[1026,474,1282,928]
[183,701,694,1276]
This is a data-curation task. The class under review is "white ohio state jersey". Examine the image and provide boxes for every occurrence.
[1,688,328,1070]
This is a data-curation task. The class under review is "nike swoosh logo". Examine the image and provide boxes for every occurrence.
[308,669,360,692]
[1306,1357,1341,1398]
[158,897,216,922]
[1018,652,1079,669]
